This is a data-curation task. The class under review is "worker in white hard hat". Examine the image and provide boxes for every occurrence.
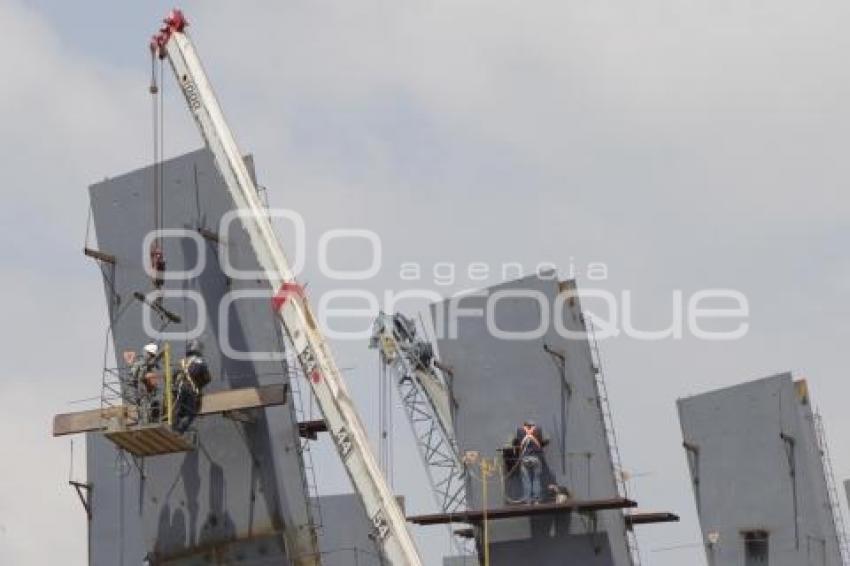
[129,342,162,424]
[513,419,548,504]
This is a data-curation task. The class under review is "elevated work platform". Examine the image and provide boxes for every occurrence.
[451,509,679,540]
[53,383,288,437]
[104,424,194,457]
[407,497,637,526]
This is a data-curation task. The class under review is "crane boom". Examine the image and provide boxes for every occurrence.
[371,313,467,515]
[151,10,423,566]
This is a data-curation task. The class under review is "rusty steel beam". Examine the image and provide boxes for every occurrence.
[407,497,637,526]
[298,419,328,440]
[625,512,680,527]
[132,291,182,324]
[197,227,220,243]
[83,247,117,264]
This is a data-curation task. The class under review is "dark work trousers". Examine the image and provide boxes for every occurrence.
[174,381,200,434]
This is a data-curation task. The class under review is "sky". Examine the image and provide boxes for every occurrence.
[0,1,849,565]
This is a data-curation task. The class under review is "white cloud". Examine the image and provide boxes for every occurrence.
[191,0,850,229]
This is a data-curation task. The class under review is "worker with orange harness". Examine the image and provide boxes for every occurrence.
[513,420,548,504]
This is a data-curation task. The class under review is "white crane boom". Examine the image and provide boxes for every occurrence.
[371,313,468,513]
[151,11,423,566]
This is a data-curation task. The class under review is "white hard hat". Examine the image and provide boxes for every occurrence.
[143,343,158,356]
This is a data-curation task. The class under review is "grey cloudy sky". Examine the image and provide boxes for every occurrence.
[1,1,848,565]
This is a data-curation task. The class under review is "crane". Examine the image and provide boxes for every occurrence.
[370,313,467,515]
[150,10,424,566]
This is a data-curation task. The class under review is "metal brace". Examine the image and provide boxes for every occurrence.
[69,481,92,520]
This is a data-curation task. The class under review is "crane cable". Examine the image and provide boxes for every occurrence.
[159,59,165,241]
[378,352,395,486]
[150,52,160,250]
[149,52,166,294]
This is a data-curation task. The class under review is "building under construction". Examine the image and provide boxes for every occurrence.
[51,9,849,566]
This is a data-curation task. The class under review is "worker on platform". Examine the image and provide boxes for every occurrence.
[513,419,548,504]
[173,339,211,433]
[129,342,162,424]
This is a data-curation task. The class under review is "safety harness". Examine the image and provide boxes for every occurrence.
[520,424,541,453]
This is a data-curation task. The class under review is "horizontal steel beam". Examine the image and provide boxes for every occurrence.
[625,512,680,527]
[298,419,328,440]
[197,227,220,243]
[407,497,637,526]
[83,247,116,264]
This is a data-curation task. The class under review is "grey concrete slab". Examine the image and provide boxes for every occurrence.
[312,494,383,566]
[431,274,629,566]
[86,149,316,565]
[488,532,614,566]
[678,373,844,566]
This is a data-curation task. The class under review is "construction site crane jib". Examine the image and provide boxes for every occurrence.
[151,10,424,566]
[371,313,467,515]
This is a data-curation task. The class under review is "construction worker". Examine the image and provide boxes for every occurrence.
[173,339,211,434]
[129,343,161,424]
[513,420,548,504]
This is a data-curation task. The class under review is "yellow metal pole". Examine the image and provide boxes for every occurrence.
[482,458,491,566]
[164,343,172,427]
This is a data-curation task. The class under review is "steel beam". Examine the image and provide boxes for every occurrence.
[408,497,637,526]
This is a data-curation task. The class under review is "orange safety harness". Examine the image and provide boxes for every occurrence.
[520,424,541,452]
[177,358,199,394]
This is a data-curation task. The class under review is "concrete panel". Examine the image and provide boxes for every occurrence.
[312,494,382,566]
[431,274,629,566]
[488,517,531,543]
[489,532,614,566]
[86,149,315,564]
[678,373,843,566]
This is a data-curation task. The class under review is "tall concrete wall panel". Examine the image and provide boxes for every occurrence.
[86,149,316,564]
[311,494,382,566]
[678,373,843,566]
[431,274,631,566]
